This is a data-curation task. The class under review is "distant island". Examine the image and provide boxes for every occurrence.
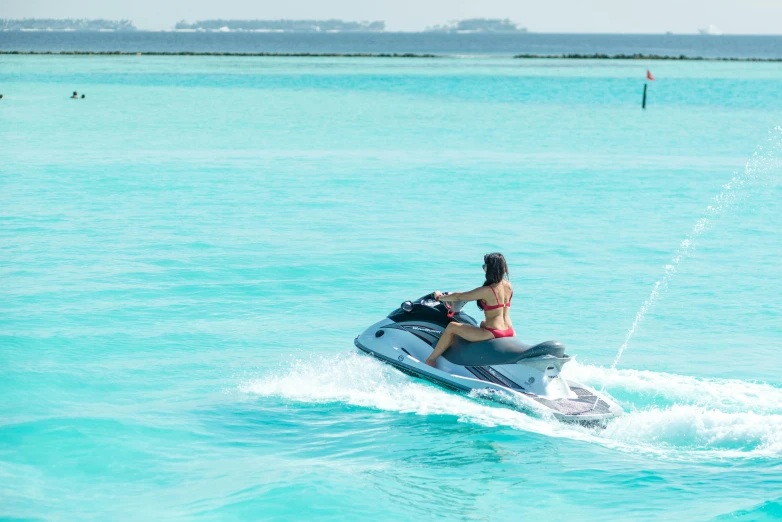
[0,18,136,31]
[1,17,531,33]
[425,18,527,33]
[174,19,385,32]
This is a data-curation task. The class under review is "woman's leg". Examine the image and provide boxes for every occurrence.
[425,322,494,367]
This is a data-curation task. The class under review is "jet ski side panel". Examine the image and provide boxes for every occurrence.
[444,338,566,367]
[354,319,521,394]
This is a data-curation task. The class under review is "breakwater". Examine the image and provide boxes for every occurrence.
[0,50,438,58]
[514,53,782,61]
[3,50,782,61]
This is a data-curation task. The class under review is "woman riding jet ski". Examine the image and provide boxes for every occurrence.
[354,253,623,425]
[426,253,516,367]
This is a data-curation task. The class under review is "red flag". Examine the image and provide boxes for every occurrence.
[646,69,655,81]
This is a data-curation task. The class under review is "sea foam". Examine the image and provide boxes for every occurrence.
[241,352,782,459]
[564,360,782,414]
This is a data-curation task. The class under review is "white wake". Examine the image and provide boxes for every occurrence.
[241,353,782,459]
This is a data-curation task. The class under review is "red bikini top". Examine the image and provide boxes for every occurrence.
[478,285,512,311]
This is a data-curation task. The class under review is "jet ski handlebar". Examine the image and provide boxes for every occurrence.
[400,293,468,317]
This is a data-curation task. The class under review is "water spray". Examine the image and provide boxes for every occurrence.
[588,128,782,413]
[611,127,782,370]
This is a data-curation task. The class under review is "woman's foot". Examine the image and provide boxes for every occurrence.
[424,358,437,368]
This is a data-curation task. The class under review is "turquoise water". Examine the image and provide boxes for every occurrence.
[1,56,781,520]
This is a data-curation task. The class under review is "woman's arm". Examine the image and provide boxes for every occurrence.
[436,286,488,303]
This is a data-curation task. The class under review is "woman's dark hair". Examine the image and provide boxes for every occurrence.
[483,252,509,286]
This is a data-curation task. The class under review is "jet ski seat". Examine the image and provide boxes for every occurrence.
[443,338,566,367]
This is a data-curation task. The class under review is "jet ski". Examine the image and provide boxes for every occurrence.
[355,292,623,425]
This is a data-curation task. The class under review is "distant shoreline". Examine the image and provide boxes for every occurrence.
[2,51,782,61]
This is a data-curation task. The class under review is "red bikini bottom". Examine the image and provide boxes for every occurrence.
[483,327,515,339]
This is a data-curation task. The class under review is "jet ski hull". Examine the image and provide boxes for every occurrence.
[355,311,622,425]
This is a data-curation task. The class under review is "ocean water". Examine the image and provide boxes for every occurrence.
[1,52,781,521]
[3,31,782,58]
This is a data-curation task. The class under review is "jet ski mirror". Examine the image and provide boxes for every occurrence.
[447,300,467,314]
[401,300,414,312]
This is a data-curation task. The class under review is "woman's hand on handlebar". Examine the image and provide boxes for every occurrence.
[432,290,443,301]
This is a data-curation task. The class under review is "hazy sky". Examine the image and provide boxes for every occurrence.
[2,0,782,33]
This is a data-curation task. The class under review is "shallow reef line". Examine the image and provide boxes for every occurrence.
[1,51,781,61]
[0,51,439,58]
[513,53,782,61]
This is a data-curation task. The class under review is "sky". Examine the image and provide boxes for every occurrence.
[2,0,782,34]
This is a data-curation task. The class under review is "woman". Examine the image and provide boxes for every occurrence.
[425,253,514,368]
